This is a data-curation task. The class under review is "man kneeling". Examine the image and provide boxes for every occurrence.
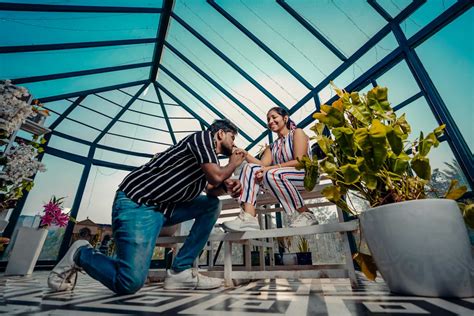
[48,119,245,294]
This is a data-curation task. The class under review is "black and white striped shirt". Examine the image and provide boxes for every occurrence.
[118,131,219,216]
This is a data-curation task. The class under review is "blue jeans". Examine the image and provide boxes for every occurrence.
[74,191,221,295]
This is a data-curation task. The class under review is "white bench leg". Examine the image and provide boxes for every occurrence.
[244,241,251,271]
[224,241,233,287]
[337,207,358,288]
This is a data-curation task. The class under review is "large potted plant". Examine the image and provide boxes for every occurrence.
[300,83,473,297]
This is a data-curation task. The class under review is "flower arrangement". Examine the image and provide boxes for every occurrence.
[0,80,33,136]
[0,142,46,214]
[39,196,71,228]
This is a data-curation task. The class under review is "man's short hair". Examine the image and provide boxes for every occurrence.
[208,119,239,136]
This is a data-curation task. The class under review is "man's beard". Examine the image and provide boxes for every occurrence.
[221,144,233,156]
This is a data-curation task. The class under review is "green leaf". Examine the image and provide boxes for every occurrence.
[321,185,342,203]
[444,180,467,200]
[340,163,360,184]
[462,203,474,229]
[362,172,378,190]
[368,120,388,170]
[386,126,403,155]
[353,252,377,281]
[411,155,431,180]
[313,104,345,127]
[389,152,410,175]
[320,158,337,176]
[433,124,445,137]
[332,127,355,156]
[310,122,325,136]
[317,136,333,155]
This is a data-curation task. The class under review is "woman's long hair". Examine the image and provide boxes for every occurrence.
[267,107,296,130]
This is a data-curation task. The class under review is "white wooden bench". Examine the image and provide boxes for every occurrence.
[152,180,359,288]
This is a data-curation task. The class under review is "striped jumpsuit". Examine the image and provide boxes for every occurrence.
[238,129,311,215]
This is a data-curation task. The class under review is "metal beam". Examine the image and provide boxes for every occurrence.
[207,0,312,89]
[149,0,174,81]
[154,82,177,144]
[156,82,210,128]
[367,0,393,22]
[11,62,152,84]
[92,83,149,144]
[165,41,267,127]
[276,0,347,61]
[0,2,163,13]
[159,65,253,142]
[171,13,288,110]
[0,38,157,54]
[39,80,149,103]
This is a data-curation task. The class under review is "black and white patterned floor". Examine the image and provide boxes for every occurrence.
[0,271,472,315]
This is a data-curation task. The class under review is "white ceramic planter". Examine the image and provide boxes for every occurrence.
[282,253,297,265]
[360,199,473,297]
[5,227,48,276]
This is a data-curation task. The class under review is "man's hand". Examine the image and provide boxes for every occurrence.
[232,147,248,157]
[229,150,245,167]
[224,178,242,198]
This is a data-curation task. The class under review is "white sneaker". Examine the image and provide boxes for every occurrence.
[163,268,222,290]
[221,210,260,232]
[47,240,92,292]
[289,211,319,227]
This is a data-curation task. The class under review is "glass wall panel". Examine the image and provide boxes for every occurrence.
[416,9,474,153]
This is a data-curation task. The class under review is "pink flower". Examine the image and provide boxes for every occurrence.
[39,196,70,229]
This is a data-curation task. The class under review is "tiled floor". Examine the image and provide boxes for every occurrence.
[0,271,472,315]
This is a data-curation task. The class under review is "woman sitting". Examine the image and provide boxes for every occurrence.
[222,107,319,232]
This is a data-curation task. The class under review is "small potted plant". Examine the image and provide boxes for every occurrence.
[296,237,312,265]
[300,83,473,297]
[5,196,72,276]
[277,236,297,265]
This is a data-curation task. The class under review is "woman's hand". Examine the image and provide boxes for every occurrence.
[255,166,273,182]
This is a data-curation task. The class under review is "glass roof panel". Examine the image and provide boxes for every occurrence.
[210,0,342,86]
[22,67,150,99]
[168,3,309,103]
[376,0,414,17]
[0,12,160,46]
[3,0,164,7]
[401,0,458,39]
[286,0,387,56]
[1,44,155,79]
